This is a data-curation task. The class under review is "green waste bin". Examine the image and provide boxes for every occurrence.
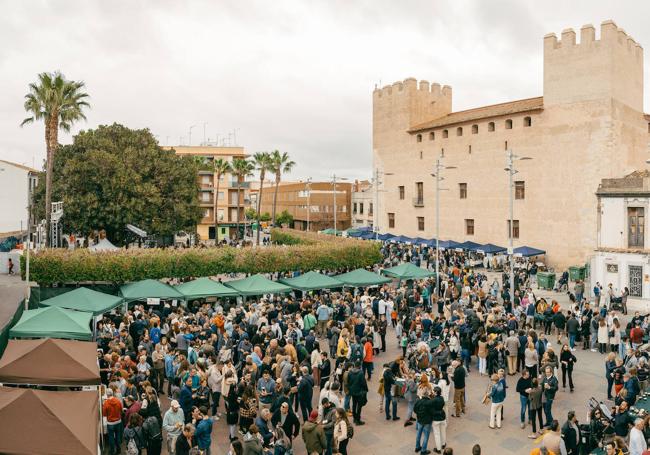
[537,272,556,290]
[568,266,586,281]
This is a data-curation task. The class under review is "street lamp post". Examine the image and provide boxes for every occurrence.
[505,149,532,298]
[373,168,393,241]
[331,174,348,232]
[431,156,456,299]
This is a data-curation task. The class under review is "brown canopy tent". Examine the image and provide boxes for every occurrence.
[0,338,100,386]
[0,387,99,455]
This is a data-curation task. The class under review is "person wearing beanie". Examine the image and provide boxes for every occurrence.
[302,409,327,455]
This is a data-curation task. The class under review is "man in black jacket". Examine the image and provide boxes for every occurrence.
[271,402,300,441]
[383,364,400,421]
[414,390,435,455]
[297,366,314,421]
[561,411,581,455]
[431,387,447,454]
[347,361,368,425]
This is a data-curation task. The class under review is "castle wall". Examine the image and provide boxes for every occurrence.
[373,21,649,270]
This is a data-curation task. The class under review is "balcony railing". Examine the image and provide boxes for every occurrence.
[412,197,424,207]
[229,181,250,188]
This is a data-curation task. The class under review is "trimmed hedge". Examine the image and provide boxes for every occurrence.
[22,229,382,285]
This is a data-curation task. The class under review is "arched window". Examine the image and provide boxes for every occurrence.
[416,134,422,142]
[488,122,495,132]
[429,132,435,141]
[524,116,532,127]
[472,124,478,134]
[456,127,463,137]
[442,129,448,138]
[505,119,513,129]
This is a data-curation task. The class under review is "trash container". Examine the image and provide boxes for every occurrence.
[537,272,556,290]
[569,266,586,281]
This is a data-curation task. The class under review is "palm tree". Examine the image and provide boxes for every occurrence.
[21,71,90,247]
[269,150,296,225]
[252,152,272,245]
[231,158,255,240]
[212,158,232,245]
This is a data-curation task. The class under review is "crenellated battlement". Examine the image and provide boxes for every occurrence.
[373,78,452,100]
[544,20,642,58]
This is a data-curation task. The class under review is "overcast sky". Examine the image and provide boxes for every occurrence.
[2,0,650,181]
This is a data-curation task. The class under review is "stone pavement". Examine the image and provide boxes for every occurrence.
[191,280,619,455]
[0,274,27,326]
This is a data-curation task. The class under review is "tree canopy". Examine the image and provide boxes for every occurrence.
[32,123,203,244]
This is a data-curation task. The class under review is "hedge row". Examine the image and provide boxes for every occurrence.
[22,229,382,285]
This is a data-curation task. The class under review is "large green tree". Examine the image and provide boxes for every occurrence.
[269,150,295,225]
[21,71,90,246]
[31,123,203,244]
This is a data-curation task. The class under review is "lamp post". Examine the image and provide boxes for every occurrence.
[306,178,312,231]
[505,149,532,298]
[431,156,456,299]
[373,168,393,241]
[331,174,348,232]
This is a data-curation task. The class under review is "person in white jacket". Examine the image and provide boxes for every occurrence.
[629,418,647,455]
[207,361,223,418]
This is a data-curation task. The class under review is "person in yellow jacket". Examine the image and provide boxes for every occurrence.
[337,329,350,364]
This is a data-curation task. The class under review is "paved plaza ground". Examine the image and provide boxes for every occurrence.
[192,277,640,455]
[0,271,643,454]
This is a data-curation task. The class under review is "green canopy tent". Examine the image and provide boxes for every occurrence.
[175,277,240,300]
[334,268,392,287]
[224,274,292,296]
[279,271,344,292]
[381,263,435,281]
[9,307,93,341]
[120,279,184,302]
[39,287,123,316]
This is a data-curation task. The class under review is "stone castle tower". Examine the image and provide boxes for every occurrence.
[373,20,649,268]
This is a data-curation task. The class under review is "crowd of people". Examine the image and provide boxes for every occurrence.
[94,241,650,455]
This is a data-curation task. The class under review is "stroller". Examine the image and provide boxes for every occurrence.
[554,271,569,292]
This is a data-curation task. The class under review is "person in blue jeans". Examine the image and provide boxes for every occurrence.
[413,391,435,454]
[541,366,558,427]
[516,369,532,429]
[382,364,400,421]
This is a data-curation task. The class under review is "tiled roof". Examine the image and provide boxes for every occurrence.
[0,159,39,173]
[409,96,544,132]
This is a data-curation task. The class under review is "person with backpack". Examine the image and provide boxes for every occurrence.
[142,413,163,455]
[124,413,146,455]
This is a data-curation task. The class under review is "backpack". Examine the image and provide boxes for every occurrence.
[143,416,162,441]
[351,343,363,362]
[347,422,354,439]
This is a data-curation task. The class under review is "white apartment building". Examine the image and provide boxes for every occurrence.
[592,171,650,300]
[0,160,38,236]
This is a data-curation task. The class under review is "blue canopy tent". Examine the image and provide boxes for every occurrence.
[347,231,364,238]
[477,243,507,254]
[377,233,395,241]
[437,240,460,249]
[514,246,546,257]
[422,238,438,247]
[391,235,414,244]
[458,241,482,251]
[412,237,430,245]
[358,232,376,240]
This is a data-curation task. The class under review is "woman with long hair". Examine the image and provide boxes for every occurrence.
[598,319,609,354]
[334,407,351,455]
[609,318,621,354]
[239,385,258,434]
[559,344,577,392]
[605,352,617,400]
